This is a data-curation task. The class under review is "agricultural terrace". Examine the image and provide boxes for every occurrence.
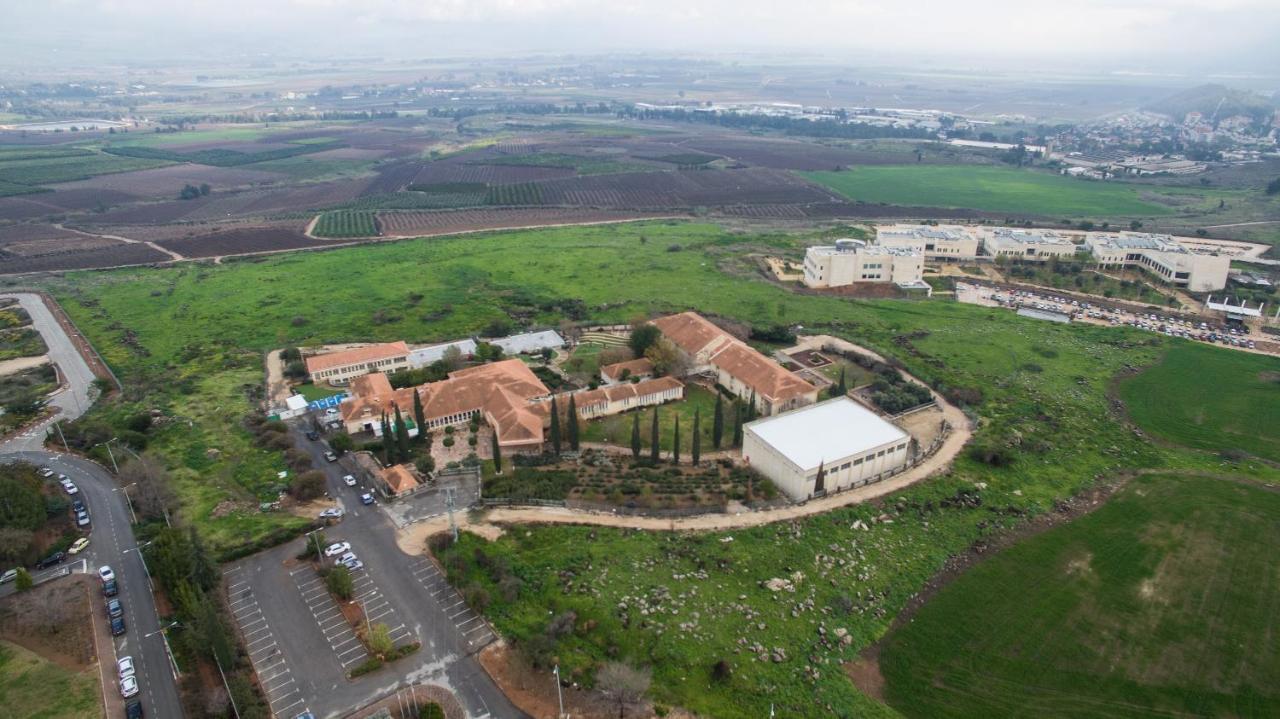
[34,221,1280,715]
[879,472,1280,718]
[801,165,1237,218]
[1119,341,1280,462]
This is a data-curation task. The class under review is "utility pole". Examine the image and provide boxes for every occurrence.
[52,421,69,452]
[446,488,458,543]
[214,656,241,719]
[553,664,565,719]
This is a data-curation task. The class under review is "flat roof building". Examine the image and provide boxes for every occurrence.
[875,224,980,261]
[1084,231,1229,292]
[742,397,911,502]
[408,339,477,368]
[490,330,565,355]
[802,239,925,289]
[980,227,1077,261]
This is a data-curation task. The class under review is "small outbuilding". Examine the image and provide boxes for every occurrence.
[742,397,911,502]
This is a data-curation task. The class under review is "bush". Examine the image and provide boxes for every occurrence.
[464,583,491,611]
[328,434,353,455]
[415,455,435,474]
[290,470,327,501]
[348,656,383,678]
[326,564,353,599]
[443,437,455,448]
[367,622,394,656]
[420,702,445,719]
[14,568,32,592]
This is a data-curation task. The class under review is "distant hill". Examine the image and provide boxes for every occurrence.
[1143,83,1277,125]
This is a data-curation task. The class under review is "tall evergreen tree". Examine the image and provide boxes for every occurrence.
[380,412,393,465]
[491,430,502,474]
[393,405,410,462]
[412,389,426,443]
[746,390,758,421]
[732,400,744,447]
[836,367,848,397]
[188,526,219,592]
[691,407,701,466]
[672,416,681,465]
[630,412,641,460]
[549,395,562,455]
[567,394,580,452]
[650,408,660,463]
[712,393,724,450]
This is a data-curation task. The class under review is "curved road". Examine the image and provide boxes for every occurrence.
[0,293,184,719]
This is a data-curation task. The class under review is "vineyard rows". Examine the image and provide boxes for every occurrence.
[312,210,380,238]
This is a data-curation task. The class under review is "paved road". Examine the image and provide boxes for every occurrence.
[229,420,525,719]
[1,451,184,719]
[0,293,98,452]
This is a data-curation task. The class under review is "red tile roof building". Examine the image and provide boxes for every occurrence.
[305,342,411,385]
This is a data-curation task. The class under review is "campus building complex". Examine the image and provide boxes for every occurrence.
[978,227,1077,261]
[1084,232,1230,292]
[875,224,980,261]
[304,341,411,385]
[652,312,818,416]
[742,397,911,502]
[802,239,925,289]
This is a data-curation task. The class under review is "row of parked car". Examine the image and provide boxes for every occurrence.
[323,541,364,572]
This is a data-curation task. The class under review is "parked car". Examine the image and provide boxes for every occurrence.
[36,551,66,569]
[324,451,338,462]
[342,558,364,572]
[98,565,115,583]
[76,510,91,528]
[323,541,352,557]
[117,656,135,679]
[334,551,358,567]
[324,408,339,416]
[360,493,374,506]
[0,569,16,584]
[305,430,320,441]
[319,508,345,520]
[39,468,54,478]
[61,480,79,495]
[342,474,357,487]
[120,674,139,698]
[68,537,91,555]
[71,499,85,513]
[106,598,123,619]
[110,615,126,636]
[125,699,144,718]
[102,578,119,598]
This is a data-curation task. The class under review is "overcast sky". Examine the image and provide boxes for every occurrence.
[3,0,1279,76]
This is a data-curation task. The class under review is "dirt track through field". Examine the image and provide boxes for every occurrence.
[396,335,973,551]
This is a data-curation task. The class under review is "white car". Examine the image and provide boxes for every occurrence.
[40,468,54,478]
[117,656,135,680]
[98,565,115,583]
[324,408,339,416]
[334,551,358,566]
[319,508,345,520]
[323,541,351,557]
[63,482,79,496]
[0,569,16,584]
[342,474,357,487]
[120,674,139,698]
[69,537,91,555]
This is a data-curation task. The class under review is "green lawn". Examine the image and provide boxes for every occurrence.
[800,165,1231,218]
[293,382,344,402]
[0,641,101,719]
[879,472,1280,718]
[580,384,725,451]
[1119,341,1280,462]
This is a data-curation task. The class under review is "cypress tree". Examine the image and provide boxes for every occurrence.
[380,412,393,465]
[412,389,426,442]
[630,412,641,460]
[393,405,410,462]
[732,400,744,447]
[567,394,580,452]
[836,367,848,396]
[491,430,502,474]
[747,390,758,421]
[814,459,826,495]
[549,395,561,455]
[691,407,701,466]
[712,393,724,450]
[672,415,681,465]
[650,408,660,463]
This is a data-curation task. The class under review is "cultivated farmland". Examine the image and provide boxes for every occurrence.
[311,209,380,238]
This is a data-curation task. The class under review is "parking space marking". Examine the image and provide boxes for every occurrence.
[291,566,370,669]
[224,583,304,718]
[407,558,496,649]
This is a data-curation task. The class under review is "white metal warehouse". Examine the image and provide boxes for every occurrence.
[742,397,911,501]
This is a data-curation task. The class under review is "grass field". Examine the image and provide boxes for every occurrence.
[0,328,48,361]
[800,165,1233,218]
[878,472,1280,718]
[36,220,1280,714]
[0,641,101,719]
[1119,341,1280,462]
[293,382,344,402]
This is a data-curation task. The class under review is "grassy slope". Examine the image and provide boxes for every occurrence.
[800,165,1232,217]
[879,472,1280,718]
[0,641,101,719]
[43,221,1280,715]
[1119,341,1280,462]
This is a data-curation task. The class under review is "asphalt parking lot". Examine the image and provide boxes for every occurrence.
[226,564,310,719]
[291,566,369,671]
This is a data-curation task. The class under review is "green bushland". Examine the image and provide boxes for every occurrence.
[800,165,1235,217]
[1119,341,1280,462]
[0,328,48,361]
[36,220,1280,714]
[0,641,100,719]
[0,179,50,198]
[879,472,1280,718]
[312,210,379,238]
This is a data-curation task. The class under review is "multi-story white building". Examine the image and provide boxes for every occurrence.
[802,239,925,288]
[875,224,980,261]
[979,227,1078,261]
[1084,232,1230,292]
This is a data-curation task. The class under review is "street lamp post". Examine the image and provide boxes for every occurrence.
[124,540,154,594]
[92,438,119,474]
[553,664,565,719]
[114,482,138,525]
[145,621,181,680]
[214,655,241,719]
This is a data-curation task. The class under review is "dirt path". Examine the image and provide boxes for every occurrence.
[0,354,49,376]
[264,349,289,407]
[395,336,973,550]
[53,223,186,262]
